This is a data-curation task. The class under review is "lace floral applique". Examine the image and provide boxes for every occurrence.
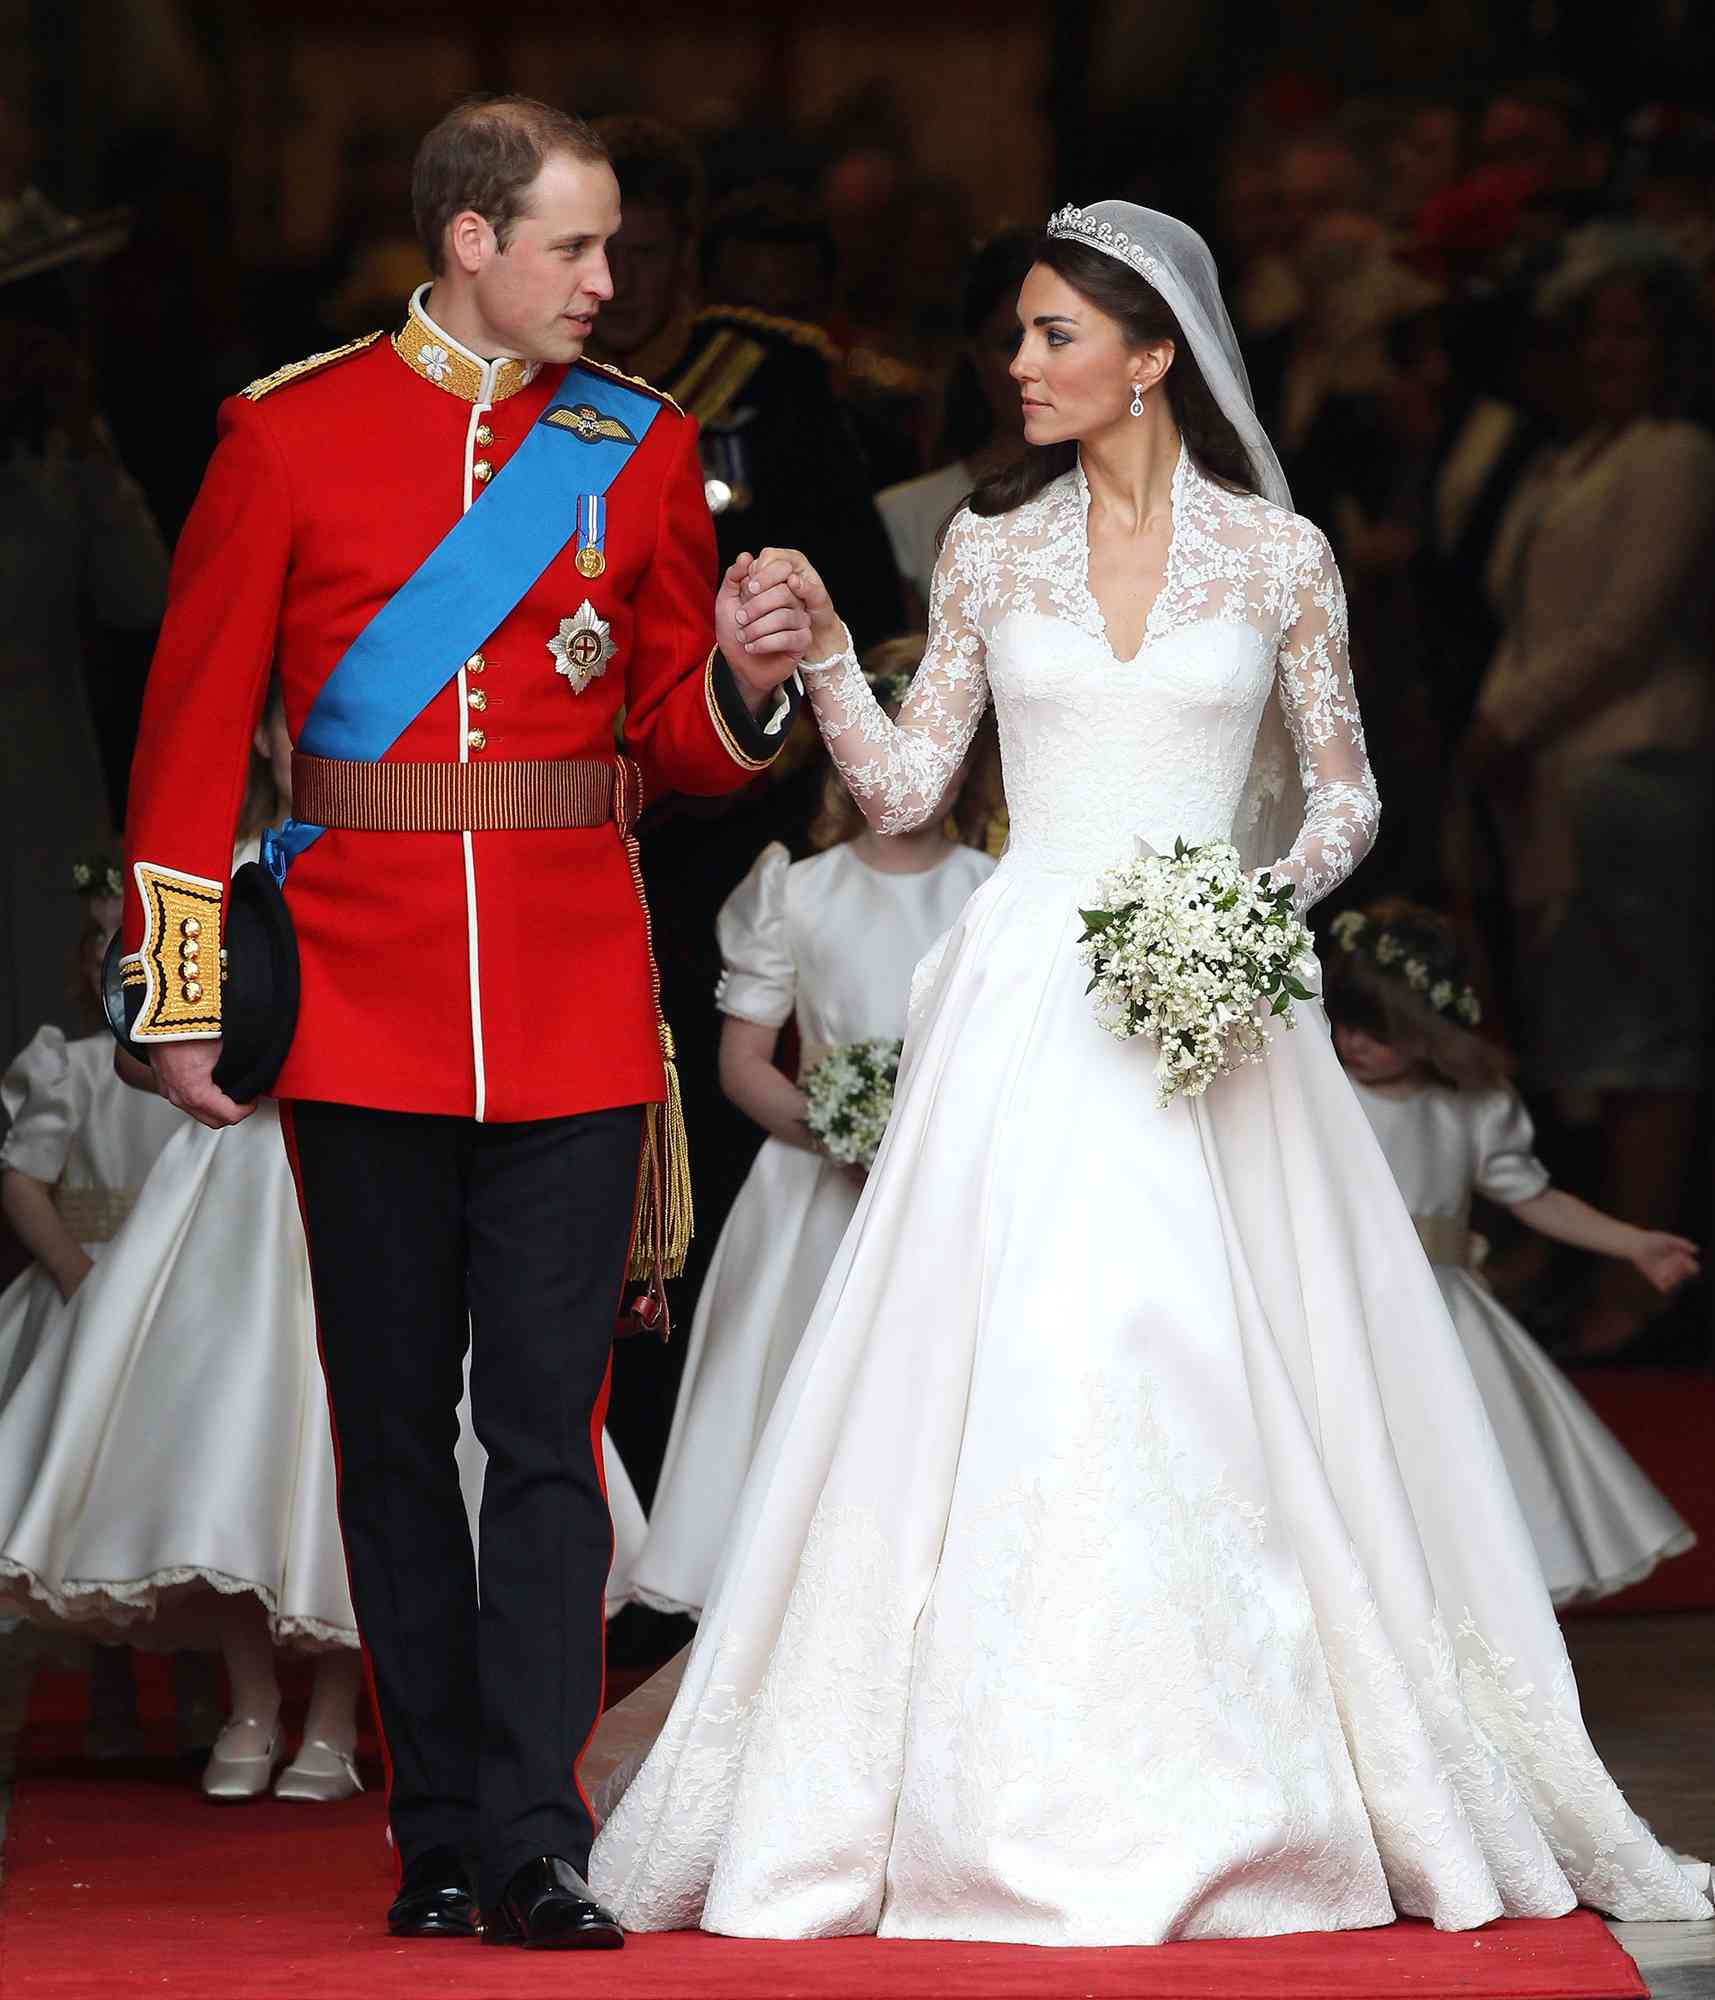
[800,453,1378,909]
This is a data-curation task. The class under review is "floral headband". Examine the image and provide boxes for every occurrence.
[1327,909,1482,1026]
[70,855,124,900]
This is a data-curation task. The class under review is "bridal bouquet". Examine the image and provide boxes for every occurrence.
[1077,839,1316,1107]
[803,1038,903,1170]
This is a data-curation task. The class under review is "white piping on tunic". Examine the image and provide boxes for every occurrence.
[461,395,491,1122]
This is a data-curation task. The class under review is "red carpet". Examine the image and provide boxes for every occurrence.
[1566,1367,1715,1615]
[1,1742,1645,1998]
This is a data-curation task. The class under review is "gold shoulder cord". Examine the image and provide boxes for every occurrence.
[578,354,685,419]
[241,330,384,402]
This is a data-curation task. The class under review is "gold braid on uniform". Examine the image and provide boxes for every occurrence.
[612,758,694,1334]
[241,331,384,402]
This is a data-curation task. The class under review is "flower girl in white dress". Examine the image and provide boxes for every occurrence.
[632,644,994,1621]
[0,870,187,1751]
[0,701,649,1799]
[587,203,1711,1945]
[1325,897,1698,1606]
[0,870,182,1397]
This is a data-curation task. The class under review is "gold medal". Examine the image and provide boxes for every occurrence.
[576,544,606,579]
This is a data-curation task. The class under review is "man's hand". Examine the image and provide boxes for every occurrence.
[150,1040,256,1130]
[716,552,813,714]
[752,546,844,663]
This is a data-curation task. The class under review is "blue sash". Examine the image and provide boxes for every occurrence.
[264,365,660,880]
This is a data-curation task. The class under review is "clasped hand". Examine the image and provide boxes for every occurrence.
[715,553,819,712]
[722,548,845,678]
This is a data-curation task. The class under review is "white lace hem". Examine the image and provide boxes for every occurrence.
[0,1557,359,1651]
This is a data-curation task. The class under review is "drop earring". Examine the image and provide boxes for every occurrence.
[1130,384,1145,417]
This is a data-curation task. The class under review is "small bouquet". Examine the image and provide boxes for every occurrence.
[1077,839,1316,1107]
[802,1037,903,1170]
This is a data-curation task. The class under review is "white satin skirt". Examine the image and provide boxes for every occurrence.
[632,1136,862,1619]
[589,858,1711,1945]
[1436,1268,1693,1605]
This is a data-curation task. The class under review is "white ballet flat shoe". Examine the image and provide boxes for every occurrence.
[201,1715,282,1801]
[273,1738,363,1804]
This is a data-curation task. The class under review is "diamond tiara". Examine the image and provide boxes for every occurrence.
[1045,204,1163,285]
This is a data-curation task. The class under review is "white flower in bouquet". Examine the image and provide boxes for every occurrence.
[1076,838,1317,1107]
[803,1037,904,1170]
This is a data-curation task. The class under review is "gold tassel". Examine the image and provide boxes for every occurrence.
[657,1022,694,1277]
[626,1022,694,1284]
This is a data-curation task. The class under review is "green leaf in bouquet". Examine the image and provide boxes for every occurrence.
[1271,992,1292,1016]
[1284,976,1312,1000]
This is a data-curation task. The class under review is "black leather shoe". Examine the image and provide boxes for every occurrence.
[387,1846,479,1938]
[481,1856,624,1950]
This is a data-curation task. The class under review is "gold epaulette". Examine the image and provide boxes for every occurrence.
[241,330,384,402]
[577,354,684,419]
[696,304,839,367]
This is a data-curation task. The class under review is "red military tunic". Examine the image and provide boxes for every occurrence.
[122,289,788,1122]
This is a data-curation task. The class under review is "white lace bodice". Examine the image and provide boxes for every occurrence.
[804,449,1378,903]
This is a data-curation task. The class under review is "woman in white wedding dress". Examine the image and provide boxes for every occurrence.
[587,203,1712,1946]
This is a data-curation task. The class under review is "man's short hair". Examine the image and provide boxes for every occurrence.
[590,115,708,240]
[413,95,607,274]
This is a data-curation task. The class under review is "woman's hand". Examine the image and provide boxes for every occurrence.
[749,547,845,663]
[1628,1229,1701,1295]
[715,552,813,710]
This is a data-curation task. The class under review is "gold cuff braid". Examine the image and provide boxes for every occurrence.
[130,862,224,1040]
[704,649,781,773]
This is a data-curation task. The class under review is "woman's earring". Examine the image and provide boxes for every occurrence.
[1130,384,1146,417]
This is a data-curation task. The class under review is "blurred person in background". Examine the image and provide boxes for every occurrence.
[875,227,1038,618]
[1477,80,1614,226]
[589,119,901,1528]
[1468,230,1715,1361]
[1620,108,1715,314]
[590,117,903,649]
[1384,99,1469,231]
[0,117,169,1063]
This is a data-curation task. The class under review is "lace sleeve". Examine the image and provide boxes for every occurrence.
[1266,526,1379,910]
[801,508,991,834]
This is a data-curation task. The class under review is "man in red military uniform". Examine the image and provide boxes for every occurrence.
[119,98,809,1949]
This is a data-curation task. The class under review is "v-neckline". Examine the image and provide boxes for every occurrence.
[1075,442,1188,665]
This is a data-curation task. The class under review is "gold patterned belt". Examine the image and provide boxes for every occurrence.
[53,1187,138,1243]
[1413,1216,1473,1269]
[292,754,630,835]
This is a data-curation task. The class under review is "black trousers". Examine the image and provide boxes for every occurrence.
[283,1099,643,1906]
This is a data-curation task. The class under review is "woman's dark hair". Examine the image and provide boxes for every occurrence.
[935,226,1041,463]
[966,234,1259,521]
[1321,897,1511,1094]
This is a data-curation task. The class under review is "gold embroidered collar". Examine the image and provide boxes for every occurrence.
[393,285,541,404]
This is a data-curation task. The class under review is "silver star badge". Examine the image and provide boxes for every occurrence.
[549,600,616,694]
